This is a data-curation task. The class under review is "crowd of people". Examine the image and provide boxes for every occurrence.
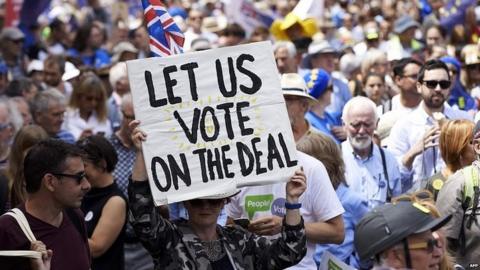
[0,0,479,269]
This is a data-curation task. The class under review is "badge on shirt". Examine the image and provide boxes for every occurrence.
[432,179,444,191]
[379,180,386,189]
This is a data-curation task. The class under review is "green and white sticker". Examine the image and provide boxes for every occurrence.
[245,194,273,219]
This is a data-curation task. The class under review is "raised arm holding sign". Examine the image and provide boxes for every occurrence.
[128,118,307,269]
[127,41,299,205]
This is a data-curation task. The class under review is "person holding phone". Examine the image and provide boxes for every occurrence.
[62,73,112,141]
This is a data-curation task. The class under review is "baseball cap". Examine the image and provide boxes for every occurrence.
[281,73,317,103]
[393,15,420,34]
[365,26,380,40]
[301,39,338,69]
[190,37,211,51]
[111,42,138,63]
[27,60,44,74]
[304,69,331,99]
[62,62,80,81]
[0,27,25,41]
[354,201,451,261]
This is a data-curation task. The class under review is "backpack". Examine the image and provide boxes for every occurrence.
[458,165,480,255]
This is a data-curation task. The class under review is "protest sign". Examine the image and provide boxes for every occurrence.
[319,251,356,270]
[127,41,298,205]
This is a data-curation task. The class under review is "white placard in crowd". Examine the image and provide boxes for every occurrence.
[127,41,298,206]
[319,251,356,270]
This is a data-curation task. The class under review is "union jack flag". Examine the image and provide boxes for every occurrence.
[142,0,185,57]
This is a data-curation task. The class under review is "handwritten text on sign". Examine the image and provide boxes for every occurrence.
[127,42,298,205]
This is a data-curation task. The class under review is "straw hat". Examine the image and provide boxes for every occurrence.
[281,73,317,104]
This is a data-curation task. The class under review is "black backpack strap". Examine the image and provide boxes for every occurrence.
[65,208,87,242]
[379,147,392,202]
[466,186,480,230]
[459,195,470,256]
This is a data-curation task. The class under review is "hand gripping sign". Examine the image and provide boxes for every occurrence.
[127,41,298,205]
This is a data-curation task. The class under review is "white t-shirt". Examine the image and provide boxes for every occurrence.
[226,151,345,270]
[62,108,113,140]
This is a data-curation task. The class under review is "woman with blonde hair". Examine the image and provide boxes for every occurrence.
[425,119,475,200]
[297,132,368,268]
[63,73,112,141]
[7,125,49,207]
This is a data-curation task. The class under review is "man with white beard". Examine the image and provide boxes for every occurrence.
[341,96,409,210]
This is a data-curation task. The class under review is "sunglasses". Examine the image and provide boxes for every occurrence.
[422,80,451,90]
[409,238,440,253]
[189,198,224,207]
[466,64,480,71]
[51,171,87,184]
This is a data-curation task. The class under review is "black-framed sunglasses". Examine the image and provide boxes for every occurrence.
[422,80,451,90]
[409,238,439,253]
[51,172,87,184]
[189,198,224,207]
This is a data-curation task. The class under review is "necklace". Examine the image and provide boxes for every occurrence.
[200,239,225,262]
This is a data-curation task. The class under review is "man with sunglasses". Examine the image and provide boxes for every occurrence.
[355,201,451,270]
[388,59,472,192]
[0,139,91,270]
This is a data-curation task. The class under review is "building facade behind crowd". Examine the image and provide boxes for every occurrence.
[0,0,479,269]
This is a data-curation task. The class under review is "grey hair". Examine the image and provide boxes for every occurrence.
[7,98,23,132]
[109,62,128,88]
[0,97,21,134]
[360,49,387,76]
[31,88,66,114]
[342,96,378,124]
[273,41,297,58]
[340,53,361,78]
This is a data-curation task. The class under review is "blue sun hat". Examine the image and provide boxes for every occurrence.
[303,69,331,99]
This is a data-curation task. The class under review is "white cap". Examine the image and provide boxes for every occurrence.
[62,62,80,81]
[27,60,44,74]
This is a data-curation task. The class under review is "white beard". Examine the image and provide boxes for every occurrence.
[350,136,372,150]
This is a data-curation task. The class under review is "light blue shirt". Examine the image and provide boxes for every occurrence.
[387,103,472,191]
[305,111,342,144]
[342,141,408,210]
[326,77,351,123]
[314,183,368,268]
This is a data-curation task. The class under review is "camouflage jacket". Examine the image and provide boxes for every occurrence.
[128,180,307,270]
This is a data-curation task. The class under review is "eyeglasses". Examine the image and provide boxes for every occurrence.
[409,238,440,253]
[51,172,87,184]
[189,198,224,207]
[0,122,13,131]
[422,80,451,90]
